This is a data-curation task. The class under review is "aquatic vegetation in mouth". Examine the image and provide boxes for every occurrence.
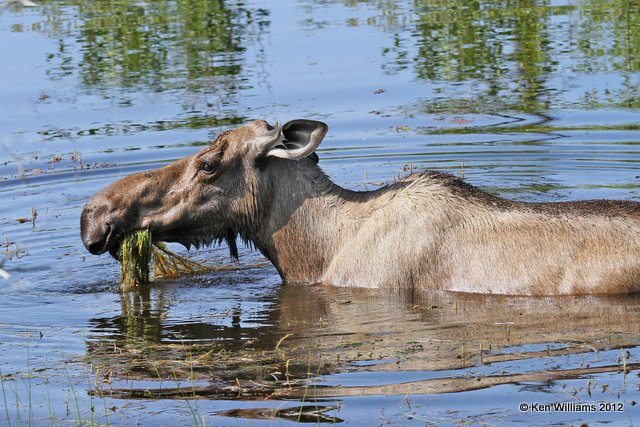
[152,241,218,279]
[118,229,216,291]
[119,230,153,290]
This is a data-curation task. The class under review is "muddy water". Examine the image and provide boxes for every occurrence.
[2,0,640,425]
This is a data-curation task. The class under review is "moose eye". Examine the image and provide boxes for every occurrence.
[200,162,216,174]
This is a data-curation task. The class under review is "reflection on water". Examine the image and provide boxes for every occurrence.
[18,0,640,116]
[43,0,261,105]
[368,0,640,112]
[87,282,640,406]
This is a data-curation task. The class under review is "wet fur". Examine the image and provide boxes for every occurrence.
[243,158,640,295]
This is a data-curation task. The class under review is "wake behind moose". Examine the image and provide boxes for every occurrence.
[80,119,640,295]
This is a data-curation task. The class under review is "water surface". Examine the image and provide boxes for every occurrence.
[1,0,640,425]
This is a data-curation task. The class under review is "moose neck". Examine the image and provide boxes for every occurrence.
[245,159,371,283]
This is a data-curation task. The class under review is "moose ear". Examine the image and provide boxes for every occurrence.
[266,119,328,160]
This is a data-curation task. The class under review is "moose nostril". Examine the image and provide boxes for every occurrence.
[87,240,104,255]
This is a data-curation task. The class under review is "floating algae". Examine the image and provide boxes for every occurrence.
[118,229,220,291]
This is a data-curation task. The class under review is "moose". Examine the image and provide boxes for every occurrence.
[81,119,640,295]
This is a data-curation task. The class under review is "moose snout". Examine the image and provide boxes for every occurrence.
[80,189,137,257]
[80,200,115,255]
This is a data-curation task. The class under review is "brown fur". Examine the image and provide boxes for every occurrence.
[81,120,640,295]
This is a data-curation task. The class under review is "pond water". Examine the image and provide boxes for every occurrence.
[2,0,640,425]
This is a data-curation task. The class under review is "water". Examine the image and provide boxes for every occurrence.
[1,0,640,425]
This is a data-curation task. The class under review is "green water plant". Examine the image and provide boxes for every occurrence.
[118,229,216,291]
[119,230,153,290]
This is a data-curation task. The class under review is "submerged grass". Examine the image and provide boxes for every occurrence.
[118,229,217,291]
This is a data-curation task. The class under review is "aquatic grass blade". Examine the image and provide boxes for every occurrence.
[118,230,223,290]
[118,230,153,291]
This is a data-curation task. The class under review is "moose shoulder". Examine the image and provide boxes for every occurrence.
[80,119,640,295]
